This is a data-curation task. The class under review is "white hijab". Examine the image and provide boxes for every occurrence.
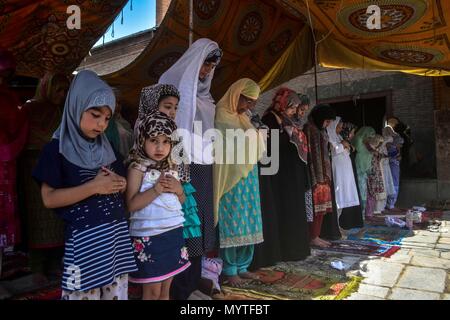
[158,38,221,164]
[326,116,343,146]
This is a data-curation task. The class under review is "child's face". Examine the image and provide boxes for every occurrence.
[144,135,171,162]
[158,96,179,120]
[80,106,112,139]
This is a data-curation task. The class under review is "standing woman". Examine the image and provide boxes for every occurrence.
[364,135,386,219]
[214,78,265,286]
[326,117,360,233]
[159,38,223,299]
[303,104,340,247]
[352,127,376,216]
[338,122,364,229]
[19,72,70,281]
[251,88,311,270]
[384,120,404,210]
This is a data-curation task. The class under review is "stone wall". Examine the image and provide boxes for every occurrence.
[255,66,437,179]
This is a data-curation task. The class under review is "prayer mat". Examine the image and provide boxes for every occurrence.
[347,226,411,245]
[366,211,444,230]
[220,262,362,300]
[312,240,400,258]
[10,285,61,300]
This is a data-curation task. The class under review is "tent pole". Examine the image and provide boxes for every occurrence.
[189,0,193,46]
[313,41,318,103]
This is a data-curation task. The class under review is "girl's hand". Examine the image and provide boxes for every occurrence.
[101,166,127,193]
[153,176,165,195]
[160,174,183,196]
[92,169,126,195]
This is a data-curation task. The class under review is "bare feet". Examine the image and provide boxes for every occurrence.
[339,227,348,239]
[239,272,260,280]
[223,275,245,287]
[311,237,331,248]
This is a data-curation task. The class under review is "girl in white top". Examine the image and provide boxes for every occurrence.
[126,111,190,300]
[326,117,360,230]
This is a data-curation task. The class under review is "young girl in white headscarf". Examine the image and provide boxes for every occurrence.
[159,38,223,299]
[32,70,137,300]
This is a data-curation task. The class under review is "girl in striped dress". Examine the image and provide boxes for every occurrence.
[32,70,137,300]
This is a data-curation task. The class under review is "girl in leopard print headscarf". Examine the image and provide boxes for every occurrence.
[126,111,192,300]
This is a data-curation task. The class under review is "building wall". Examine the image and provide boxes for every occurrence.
[255,66,448,204]
[77,29,154,76]
[256,66,437,179]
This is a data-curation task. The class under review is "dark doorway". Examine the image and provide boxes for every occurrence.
[326,96,387,134]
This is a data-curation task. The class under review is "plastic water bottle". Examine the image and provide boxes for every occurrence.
[406,210,414,230]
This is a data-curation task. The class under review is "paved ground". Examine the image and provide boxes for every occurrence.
[2,212,449,300]
[345,211,450,300]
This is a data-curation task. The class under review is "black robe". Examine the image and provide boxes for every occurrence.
[338,149,364,230]
[250,112,310,270]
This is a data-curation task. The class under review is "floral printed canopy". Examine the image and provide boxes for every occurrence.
[2,0,450,109]
[0,0,127,77]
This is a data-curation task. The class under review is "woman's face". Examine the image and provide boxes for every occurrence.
[237,95,257,114]
[323,119,333,128]
[158,96,179,120]
[297,104,309,119]
[144,135,171,162]
[348,128,356,140]
[199,61,217,81]
[284,105,298,118]
[80,106,112,139]
[336,121,343,134]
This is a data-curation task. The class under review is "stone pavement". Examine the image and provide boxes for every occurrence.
[346,211,450,300]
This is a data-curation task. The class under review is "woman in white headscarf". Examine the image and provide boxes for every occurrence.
[326,117,360,232]
[159,38,223,300]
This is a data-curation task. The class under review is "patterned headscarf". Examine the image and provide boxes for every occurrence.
[264,88,308,163]
[138,84,180,120]
[266,87,300,116]
[128,111,178,172]
[341,122,358,142]
[205,48,223,64]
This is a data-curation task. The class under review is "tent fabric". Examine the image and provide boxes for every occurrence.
[103,0,306,108]
[278,0,450,75]
[3,0,450,108]
[0,0,127,77]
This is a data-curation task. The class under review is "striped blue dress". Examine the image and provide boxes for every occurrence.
[33,139,137,292]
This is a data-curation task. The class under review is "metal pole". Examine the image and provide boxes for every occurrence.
[189,0,193,46]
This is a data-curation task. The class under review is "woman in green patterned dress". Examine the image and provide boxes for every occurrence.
[213,78,265,287]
